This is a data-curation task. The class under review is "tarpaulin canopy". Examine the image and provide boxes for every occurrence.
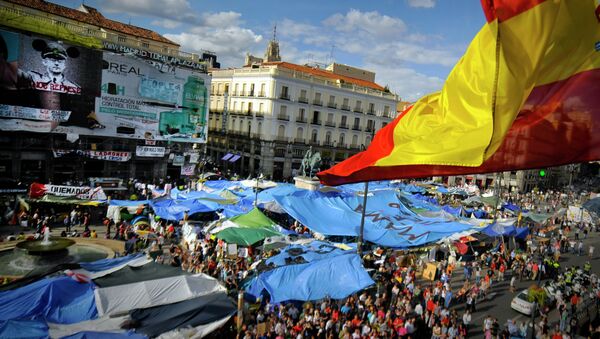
[61,331,146,339]
[521,212,553,225]
[0,276,97,324]
[275,191,473,248]
[107,200,150,207]
[247,241,373,303]
[149,198,219,220]
[79,254,146,273]
[0,319,49,339]
[128,292,235,337]
[94,274,225,316]
[481,223,529,239]
[93,262,187,288]
[216,227,282,246]
[229,207,278,228]
[584,197,600,216]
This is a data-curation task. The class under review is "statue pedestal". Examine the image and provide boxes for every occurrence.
[294,176,320,191]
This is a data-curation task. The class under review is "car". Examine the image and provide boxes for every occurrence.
[511,286,556,316]
[511,290,536,315]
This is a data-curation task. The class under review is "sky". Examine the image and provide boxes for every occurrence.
[53,0,486,101]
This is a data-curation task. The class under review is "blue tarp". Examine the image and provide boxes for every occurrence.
[107,200,150,207]
[442,205,462,216]
[473,210,487,219]
[79,253,144,272]
[150,199,219,220]
[0,277,97,324]
[247,241,373,303]
[482,223,529,239]
[62,331,147,339]
[502,203,521,212]
[0,319,48,339]
[275,191,473,248]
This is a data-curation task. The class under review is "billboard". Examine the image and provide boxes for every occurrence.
[0,28,209,143]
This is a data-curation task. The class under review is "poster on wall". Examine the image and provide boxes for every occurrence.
[181,164,196,176]
[0,28,103,132]
[0,28,210,143]
[136,146,165,157]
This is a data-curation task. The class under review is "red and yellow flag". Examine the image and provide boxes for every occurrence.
[318,0,600,186]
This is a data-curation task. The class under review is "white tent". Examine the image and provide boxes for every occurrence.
[94,273,225,316]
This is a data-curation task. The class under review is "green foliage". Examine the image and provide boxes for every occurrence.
[527,285,548,306]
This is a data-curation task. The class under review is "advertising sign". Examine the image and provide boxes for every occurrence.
[181,164,196,176]
[53,149,131,162]
[0,29,103,131]
[136,146,165,157]
[0,28,209,143]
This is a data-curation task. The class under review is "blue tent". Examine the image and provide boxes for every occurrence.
[107,200,150,207]
[62,331,147,339]
[482,223,529,239]
[442,205,462,216]
[0,319,48,339]
[0,277,97,324]
[79,253,144,272]
[275,191,472,248]
[247,241,373,303]
[150,199,219,220]
[502,203,521,212]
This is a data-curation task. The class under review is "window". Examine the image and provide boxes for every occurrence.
[299,108,305,119]
[224,84,229,94]
[311,129,318,142]
[299,89,307,102]
[367,119,375,131]
[342,98,350,110]
[383,105,390,115]
[339,133,345,145]
[368,103,375,114]
[234,84,239,95]
[325,131,332,144]
[314,92,322,105]
[355,100,362,111]
[232,102,238,111]
[341,116,347,125]
[278,125,286,138]
[247,102,253,113]
[259,103,264,113]
[260,83,266,96]
[118,35,126,43]
[352,135,358,146]
[241,102,246,112]
[296,127,304,139]
[258,122,262,135]
[248,121,251,134]
[242,83,247,95]
[250,84,255,96]
[280,86,289,99]
[353,117,360,128]
[141,42,150,49]
[239,119,243,131]
[328,95,336,108]
[312,111,320,124]
[280,105,287,115]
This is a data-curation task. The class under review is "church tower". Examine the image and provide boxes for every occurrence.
[264,25,281,62]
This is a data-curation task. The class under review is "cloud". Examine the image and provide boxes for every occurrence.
[323,9,406,39]
[407,0,436,8]
[365,64,444,101]
[200,11,242,28]
[150,19,181,29]
[165,27,263,67]
[102,0,196,21]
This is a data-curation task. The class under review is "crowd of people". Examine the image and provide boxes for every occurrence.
[2,180,600,338]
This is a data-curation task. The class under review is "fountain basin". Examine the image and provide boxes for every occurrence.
[15,237,75,254]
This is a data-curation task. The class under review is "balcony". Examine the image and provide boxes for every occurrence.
[294,138,306,144]
[277,114,290,121]
[337,142,347,149]
[349,144,360,149]
[279,94,290,101]
[352,125,362,131]
[308,139,320,146]
[367,109,376,115]
[310,120,322,125]
[322,140,334,147]
[257,91,266,97]
[324,120,336,127]
[296,117,307,123]
[248,91,255,97]
[313,100,323,106]
[365,126,375,133]
[341,105,351,111]
[274,149,286,157]
[339,123,349,129]
[298,97,309,104]
[327,102,337,109]
[353,107,363,113]
[255,112,264,118]
[382,112,391,118]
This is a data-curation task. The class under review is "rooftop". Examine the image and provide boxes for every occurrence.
[5,0,178,46]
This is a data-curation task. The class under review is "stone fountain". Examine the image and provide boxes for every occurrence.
[15,228,75,255]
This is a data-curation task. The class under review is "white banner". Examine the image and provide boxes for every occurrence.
[0,119,53,132]
[30,183,107,200]
[0,105,71,122]
[53,149,131,162]
[136,146,165,157]
[181,164,196,176]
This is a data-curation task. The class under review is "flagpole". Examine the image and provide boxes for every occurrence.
[358,181,369,257]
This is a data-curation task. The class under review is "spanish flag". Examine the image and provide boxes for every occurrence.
[318,0,600,186]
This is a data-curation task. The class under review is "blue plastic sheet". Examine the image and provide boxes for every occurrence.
[247,241,373,303]
[79,253,144,272]
[0,277,97,324]
[482,223,528,239]
[61,331,147,339]
[150,199,219,220]
[107,200,150,207]
[502,203,521,212]
[442,205,462,216]
[0,319,48,339]
[275,191,472,248]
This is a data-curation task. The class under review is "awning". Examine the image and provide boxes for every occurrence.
[221,153,233,161]
[229,155,241,162]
